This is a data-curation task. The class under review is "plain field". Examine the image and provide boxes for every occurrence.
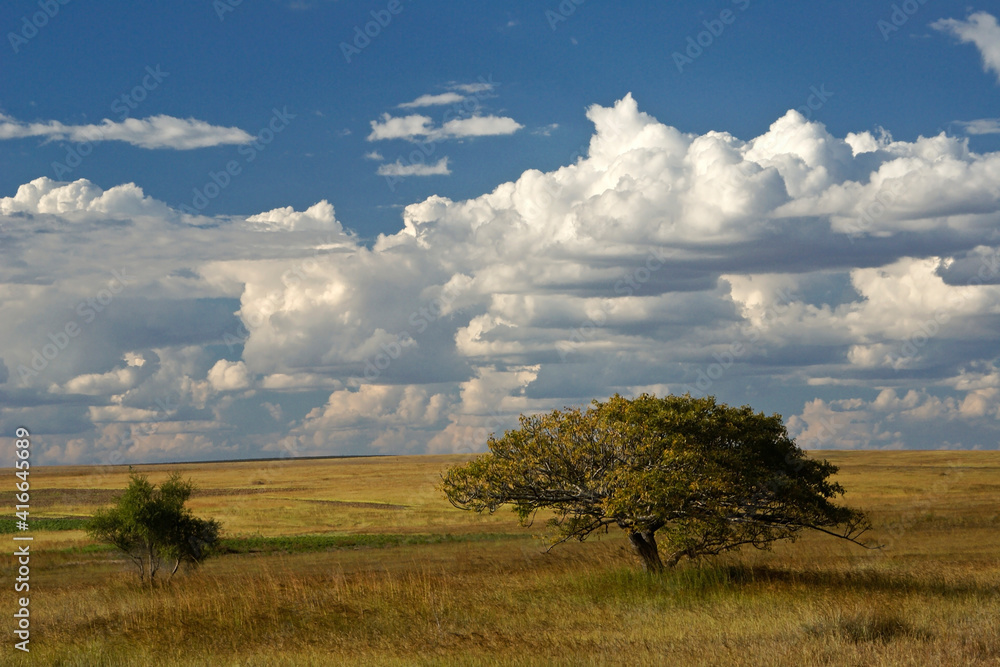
[2,450,998,666]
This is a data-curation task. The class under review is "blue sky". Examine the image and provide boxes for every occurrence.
[4,0,998,233]
[3,0,1000,463]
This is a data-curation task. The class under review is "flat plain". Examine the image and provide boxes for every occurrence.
[2,450,999,666]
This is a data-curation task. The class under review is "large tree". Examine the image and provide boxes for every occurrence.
[87,471,221,583]
[442,394,874,571]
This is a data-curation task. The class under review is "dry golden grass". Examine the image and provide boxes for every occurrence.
[2,451,999,666]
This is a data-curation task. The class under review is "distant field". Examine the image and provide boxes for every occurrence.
[2,451,999,666]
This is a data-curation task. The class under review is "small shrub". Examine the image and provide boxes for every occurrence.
[86,472,221,584]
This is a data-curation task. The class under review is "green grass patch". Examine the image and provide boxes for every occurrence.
[58,543,116,554]
[569,562,757,606]
[51,531,526,555]
[217,531,525,555]
[0,517,88,533]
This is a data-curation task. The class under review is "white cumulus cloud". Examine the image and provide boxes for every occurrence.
[954,118,1000,135]
[207,360,251,392]
[7,94,1000,463]
[932,11,1000,83]
[367,113,522,142]
[376,158,451,177]
[0,113,253,149]
[244,200,346,233]
[398,92,466,108]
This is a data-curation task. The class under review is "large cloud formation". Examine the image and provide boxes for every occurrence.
[3,94,1000,464]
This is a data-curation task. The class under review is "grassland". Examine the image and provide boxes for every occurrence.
[2,451,999,666]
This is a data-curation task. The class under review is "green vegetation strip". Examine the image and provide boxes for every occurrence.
[217,532,525,555]
[0,517,88,533]
[52,531,527,555]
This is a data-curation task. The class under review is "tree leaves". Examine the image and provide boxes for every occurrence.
[442,394,874,571]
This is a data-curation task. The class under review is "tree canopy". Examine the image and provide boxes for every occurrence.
[86,471,221,583]
[442,394,873,571]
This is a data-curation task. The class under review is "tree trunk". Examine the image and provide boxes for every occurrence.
[627,530,664,572]
[148,544,157,586]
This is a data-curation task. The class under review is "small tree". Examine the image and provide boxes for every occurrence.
[87,472,221,583]
[442,394,874,572]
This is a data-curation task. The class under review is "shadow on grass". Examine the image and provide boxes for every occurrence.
[576,561,994,601]
[709,563,989,598]
[804,610,932,644]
